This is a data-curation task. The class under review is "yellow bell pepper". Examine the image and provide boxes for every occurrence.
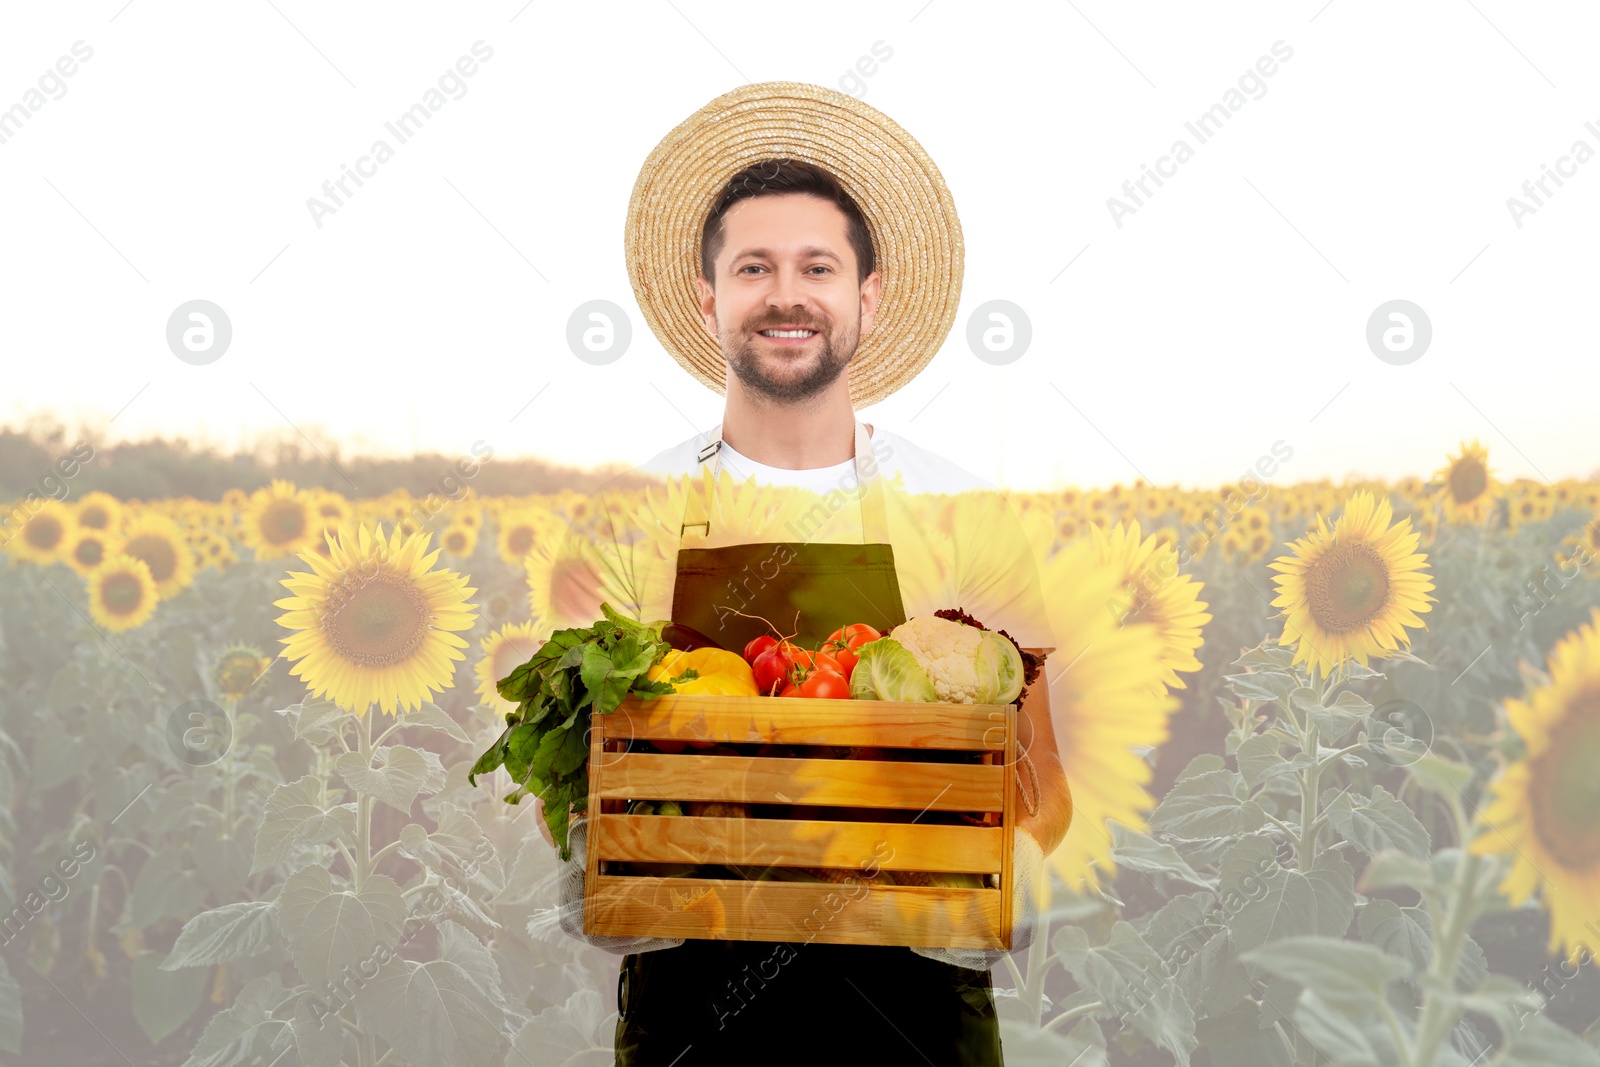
[647,647,759,696]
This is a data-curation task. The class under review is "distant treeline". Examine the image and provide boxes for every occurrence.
[0,421,651,502]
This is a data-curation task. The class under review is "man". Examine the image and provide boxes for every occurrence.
[542,82,1071,1065]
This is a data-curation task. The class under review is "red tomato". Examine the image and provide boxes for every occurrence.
[824,624,880,681]
[798,669,851,700]
[789,648,843,675]
[752,643,794,695]
[743,634,778,665]
[777,681,803,697]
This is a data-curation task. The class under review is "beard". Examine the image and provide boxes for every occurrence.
[721,311,859,404]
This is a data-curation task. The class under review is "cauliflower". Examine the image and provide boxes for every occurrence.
[888,614,1025,705]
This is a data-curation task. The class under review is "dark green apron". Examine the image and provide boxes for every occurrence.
[614,420,1003,1067]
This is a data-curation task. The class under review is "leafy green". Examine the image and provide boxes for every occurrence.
[849,637,937,702]
[467,602,676,859]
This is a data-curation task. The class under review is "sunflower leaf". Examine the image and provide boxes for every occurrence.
[1357,899,1431,976]
[1322,784,1431,859]
[1223,668,1302,708]
[396,702,470,743]
[1407,752,1475,797]
[1240,935,1410,1006]
[1358,849,1441,896]
[1051,921,1198,1064]
[277,700,352,746]
[1148,768,1268,840]
[1291,687,1369,742]
[1235,730,1294,790]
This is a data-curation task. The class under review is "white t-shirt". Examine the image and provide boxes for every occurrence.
[639,424,997,496]
[611,423,1057,655]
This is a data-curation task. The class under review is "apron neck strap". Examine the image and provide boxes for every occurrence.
[680,419,890,546]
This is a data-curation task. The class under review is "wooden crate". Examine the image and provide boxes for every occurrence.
[583,692,1016,949]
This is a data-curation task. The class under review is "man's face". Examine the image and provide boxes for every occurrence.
[697,194,881,405]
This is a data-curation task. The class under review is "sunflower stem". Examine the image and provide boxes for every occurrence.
[1408,793,1487,1067]
[356,707,373,893]
[222,696,237,834]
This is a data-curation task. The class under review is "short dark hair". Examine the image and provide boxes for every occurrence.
[700,159,876,287]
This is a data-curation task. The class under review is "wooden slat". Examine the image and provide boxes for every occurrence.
[593,814,1003,873]
[605,693,1010,750]
[1001,710,1016,949]
[583,711,603,924]
[588,875,1004,949]
[597,753,1004,811]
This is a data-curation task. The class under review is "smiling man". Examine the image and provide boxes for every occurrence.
[701,169,879,424]
[542,82,1073,1067]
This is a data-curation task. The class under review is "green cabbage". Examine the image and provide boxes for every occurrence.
[974,631,1026,705]
[850,637,938,702]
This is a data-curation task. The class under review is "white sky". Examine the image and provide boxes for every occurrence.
[3,1,1597,492]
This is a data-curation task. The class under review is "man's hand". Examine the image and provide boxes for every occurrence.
[1015,652,1072,857]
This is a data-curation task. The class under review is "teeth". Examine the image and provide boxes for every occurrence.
[761,329,816,338]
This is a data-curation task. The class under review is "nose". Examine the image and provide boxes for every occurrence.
[764,265,813,319]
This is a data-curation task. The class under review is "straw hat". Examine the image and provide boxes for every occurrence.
[624,81,964,409]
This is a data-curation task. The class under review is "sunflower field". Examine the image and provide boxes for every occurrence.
[2,440,1599,1066]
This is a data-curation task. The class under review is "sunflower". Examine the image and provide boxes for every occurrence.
[1470,606,1600,967]
[221,487,249,510]
[215,644,273,700]
[525,511,649,632]
[1506,485,1555,535]
[495,506,564,564]
[275,523,477,717]
[1433,439,1499,525]
[239,480,320,560]
[87,554,160,632]
[1239,505,1273,536]
[74,491,123,533]
[1038,535,1180,897]
[1091,520,1212,694]
[119,514,196,600]
[7,500,75,564]
[1055,512,1085,547]
[1268,490,1435,684]
[206,537,240,570]
[307,490,354,536]
[440,522,478,559]
[64,527,123,578]
[474,621,546,716]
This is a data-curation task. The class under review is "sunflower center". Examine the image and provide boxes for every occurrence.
[551,557,600,622]
[445,530,467,552]
[80,505,110,529]
[102,573,145,615]
[506,526,535,557]
[1527,688,1600,869]
[75,538,106,568]
[1305,542,1391,634]
[1450,459,1487,503]
[26,516,64,551]
[217,653,262,696]
[323,571,431,668]
[125,534,177,582]
[261,500,308,545]
[494,640,539,680]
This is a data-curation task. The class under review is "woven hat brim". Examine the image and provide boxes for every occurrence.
[625,81,964,409]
